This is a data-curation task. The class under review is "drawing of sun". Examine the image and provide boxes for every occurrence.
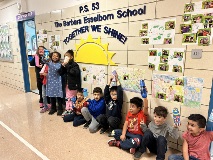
[74,34,116,65]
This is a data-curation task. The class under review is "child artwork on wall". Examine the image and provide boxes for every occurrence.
[140,18,176,45]
[152,74,204,107]
[49,35,60,50]
[0,25,13,62]
[181,1,213,45]
[36,29,47,43]
[81,64,106,85]
[112,67,145,93]
[148,48,185,73]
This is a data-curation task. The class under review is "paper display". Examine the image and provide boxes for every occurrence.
[0,25,13,62]
[49,35,60,50]
[181,1,213,45]
[148,48,185,73]
[81,64,106,85]
[37,29,47,43]
[152,74,204,107]
[112,67,145,93]
[140,18,176,45]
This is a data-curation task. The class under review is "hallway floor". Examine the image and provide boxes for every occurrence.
[0,84,180,160]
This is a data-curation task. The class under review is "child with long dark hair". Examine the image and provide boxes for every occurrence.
[58,50,81,116]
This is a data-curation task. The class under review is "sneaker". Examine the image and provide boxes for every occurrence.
[40,107,48,113]
[130,148,136,154]
[108,139,120,147]
[48,109,57,115]
[83,120,91,129]
[100,128,108,134]
[133,151,143,160]
[108,128,113,137]
[133,138,140,146]
[57,110,63,116]
[39,103,43,108]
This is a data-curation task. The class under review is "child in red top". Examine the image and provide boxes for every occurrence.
[108,96,148,154]
[168,114,213,160]
[63,88,88,127]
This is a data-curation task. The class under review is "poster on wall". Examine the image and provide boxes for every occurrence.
[152,73,204,107]
[139,18,176,45]
[148,48,185,73]
[112,67,145,93]
[81,64,106,85]
[181,1,213,45]
[0,25,13,62]
[183,76,204,107]
[49,35,60,50]
[37,29,47,43]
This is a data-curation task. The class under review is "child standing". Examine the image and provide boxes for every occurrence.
[39,64,51,113]
[168,114,213,160]
[46,52,64,115]
[134,106,179,160]
[30,46,45,108]
[108,96,148,154]
[96,74,123,136]
[81,87,105,133]
[58,50,81,116]
[63,88,87,127]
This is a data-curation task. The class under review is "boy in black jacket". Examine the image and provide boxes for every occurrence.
[96,74,123,136]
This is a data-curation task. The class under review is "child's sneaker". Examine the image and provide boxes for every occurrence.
[130,148,136,154]
[40,107,48,113]
[100,128,108,134]
[108,139,120,147]
[48,109,57,115]
[47,104,51,110]
[134,151,143,160]
[39,103,43,108]
[83,120,91,129]
[57,110,63,116]
[133,138,140,146]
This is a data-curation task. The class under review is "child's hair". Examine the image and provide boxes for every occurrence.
[93,87,102,94]
[49,51,61,62]
[77,88,84,94]
[66,50,74,60]
[36,46,45,56]
[130,97,143,108]
[188,114,206,128]
[110,86,117,92]
[154,106,168,118]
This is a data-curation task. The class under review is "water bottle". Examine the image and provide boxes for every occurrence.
[83,88,88,97]
[140,80,147,98]
[71,97,76,109]
[111,70,117,86]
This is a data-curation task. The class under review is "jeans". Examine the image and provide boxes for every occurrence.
[113,129,142,150]
[63,112,86,127]
[42,85,50,108]
[168,154,199,160]
[138,130,167,160]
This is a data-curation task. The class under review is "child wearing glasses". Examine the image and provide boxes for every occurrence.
[96,74,123,137]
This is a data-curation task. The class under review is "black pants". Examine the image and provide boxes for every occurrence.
[37,77,43,103]
[50,97,63,111]
[96,114,121,130]
[138,130,167,160]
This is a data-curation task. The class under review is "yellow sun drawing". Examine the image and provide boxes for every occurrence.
[74,34,116,66]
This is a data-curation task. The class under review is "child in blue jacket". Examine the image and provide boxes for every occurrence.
[81,87,105,133]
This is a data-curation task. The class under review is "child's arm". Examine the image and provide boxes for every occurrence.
[116,78,123,106]
[57,64,67,76]
[140,120,148,133]
[65,63,80,76]
[88,98,105,113]
[182,139,189,160]
[104,85,111,103]
[143,97,148,116]
[120,121,128,141]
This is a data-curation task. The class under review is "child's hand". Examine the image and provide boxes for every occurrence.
[109,75,114,82]
[174,123,181,128]
[120,134,126,141]
[38,64,43,68]
[43,73,47,76]
[85,97,89,101]
[140,119,145,125]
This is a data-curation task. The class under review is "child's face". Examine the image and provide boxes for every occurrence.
[38,47,44,56]
[77,92,84,101]
[154,113,166,126]
[52,53,60,62]
[93,92,101,101]
[110,90,117,101]
[129,103,141,115]
[64,53,73,61]
[187,120,204,136]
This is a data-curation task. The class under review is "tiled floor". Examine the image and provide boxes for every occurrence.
[0,84,180,160]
